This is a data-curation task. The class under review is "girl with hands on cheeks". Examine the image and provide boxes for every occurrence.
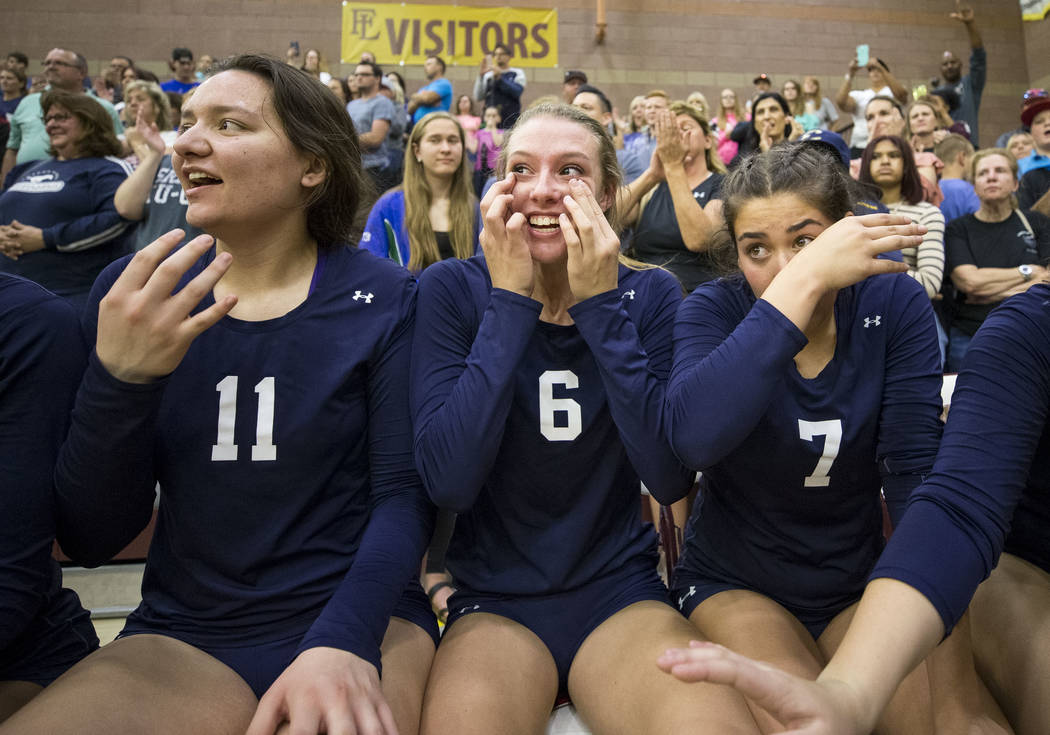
[664,145,1011,734]
[411,103,760,734]
[0,55,439,735]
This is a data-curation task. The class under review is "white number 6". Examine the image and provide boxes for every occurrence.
[539,370,582,442]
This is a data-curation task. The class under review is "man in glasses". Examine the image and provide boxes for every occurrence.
[933,4,985,146]
[347,61,397,195]
[161,47,200,95]
[2,48,123,188]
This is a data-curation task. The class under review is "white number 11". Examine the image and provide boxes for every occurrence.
[211,376,278,462]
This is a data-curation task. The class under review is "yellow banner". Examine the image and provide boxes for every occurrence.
[342,3,558,68]
[1020,0,1050,20]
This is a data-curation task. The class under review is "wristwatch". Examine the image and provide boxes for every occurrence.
[1019,264,1034,281]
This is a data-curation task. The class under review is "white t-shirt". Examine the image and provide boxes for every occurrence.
[849,85,892,151]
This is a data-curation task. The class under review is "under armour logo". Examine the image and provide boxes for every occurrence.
[622,289,635,300]
[677,585,696,609]
[353,291,374,303]
[458,604,480,614]
[863,315,881,328]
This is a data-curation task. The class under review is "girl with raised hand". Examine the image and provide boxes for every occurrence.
[0,54,437,735]
[658,276,1050,735]
[411,103,759,734]
[664,144,1008,734]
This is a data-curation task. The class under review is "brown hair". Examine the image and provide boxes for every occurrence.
[212,54,368,250]
[40,89,122,158]
[669,101,727,174]
[858,135,924,206]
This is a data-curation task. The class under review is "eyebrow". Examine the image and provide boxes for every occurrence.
[181,103,257,121]
[787,218,822,233]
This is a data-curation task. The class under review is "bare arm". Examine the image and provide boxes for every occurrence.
[114,149,164,221]
[0,149,17,190]
[407,89,441,114]
[357,118,391,150]
[835,60,860,113]
[952,5,983,49]
[951,263,1048,299]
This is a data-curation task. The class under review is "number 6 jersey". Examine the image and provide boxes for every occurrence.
[411,257,693,596]
[668,273,943,619]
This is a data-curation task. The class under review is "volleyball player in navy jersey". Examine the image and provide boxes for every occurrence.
[0,56,437,735]
[659,280,1050,734]
[411,103,759,734]
[0,274,98,722]
[664,145,1008,734]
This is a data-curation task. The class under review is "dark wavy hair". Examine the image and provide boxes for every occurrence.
[40,90,122,158]
[210,54,368,249]
[858,135,923,206]
[709,144,857,274]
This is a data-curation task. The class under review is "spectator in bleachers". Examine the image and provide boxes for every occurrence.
[454,93,480,156]
[1016,91,1050,215]
[783,79,820,132]
[2,48,124,187]
[1007,131,1034,163]
[711,88,743,165]
[561,69,587,104]
[619,89,668,183]
[299,48,330,84]
[571,84,614,133]
[933,5,985,145]
[122,81,175,149]
[0,89,132,313]
[836,56,909,158]
[468,105,503,197]
[407,56,452,125]
[729,91,802,166]
[861,96,943,206]
[0,272,99,724]
[935,133,980,222]
[160,47,200,95]
[686,91,710,119]
[945,148,1050,370]
[622,101,726,293]
[473,43,526,128]
[0,67,26,132]
[801,76,838,132]
[326,75,351,104]
[905,99,951,154]
[103,56,132,104]
[195,54,213,81]
[348,60,398,195]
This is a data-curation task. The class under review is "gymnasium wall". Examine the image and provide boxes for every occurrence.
[4,0,1048,145]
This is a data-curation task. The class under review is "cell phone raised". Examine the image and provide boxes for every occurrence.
[856,44,870,67]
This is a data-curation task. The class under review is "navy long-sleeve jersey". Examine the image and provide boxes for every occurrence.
[669,273,943,619]
[53,246,433,671]
[873,282,1050,632]
[412,257,692,596]
[0,274,97,678]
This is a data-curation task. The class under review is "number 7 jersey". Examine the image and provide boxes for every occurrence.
[668,273,943,618]
[411,257,693,597]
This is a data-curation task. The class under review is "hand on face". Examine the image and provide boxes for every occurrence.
[654,109,687,168]
[561,178,620,303]
[479,173,535,297]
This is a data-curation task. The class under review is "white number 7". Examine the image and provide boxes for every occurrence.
[797,419,842,487]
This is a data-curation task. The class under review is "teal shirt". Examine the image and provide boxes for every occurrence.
[7,92,125,165]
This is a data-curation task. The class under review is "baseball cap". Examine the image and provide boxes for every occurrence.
[798,129,851,168]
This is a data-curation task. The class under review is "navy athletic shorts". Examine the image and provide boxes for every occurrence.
[444,557,669,690]
[120,582,439,699]
[1,588,99,687]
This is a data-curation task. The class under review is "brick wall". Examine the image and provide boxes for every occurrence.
[3,0,1044,146]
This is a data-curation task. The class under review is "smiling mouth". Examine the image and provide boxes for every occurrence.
[186,172,223,188]
[528,215,561,231]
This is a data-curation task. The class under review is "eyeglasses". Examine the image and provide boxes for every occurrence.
[354,72,374,77]
[43,59,76,68]
[44,112,72,124]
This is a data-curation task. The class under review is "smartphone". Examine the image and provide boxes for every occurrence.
[289,40,300,56]
[856,44,870,67]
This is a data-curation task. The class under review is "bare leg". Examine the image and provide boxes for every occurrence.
[572,600,758,734]
[0,682,42,723]
[923,611,1012,734]
[818,602,934,735]
[971,553,1050,735]
[381,617,437,735]
[419,613,558,735]
[0,635,257,735]
[689,590,823,733]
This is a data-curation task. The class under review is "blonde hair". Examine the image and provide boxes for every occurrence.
[403,112,477,271]
[670,101,727,174]
[714,88,744,132]
[123,79,172,130]
[686,91,709,119]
